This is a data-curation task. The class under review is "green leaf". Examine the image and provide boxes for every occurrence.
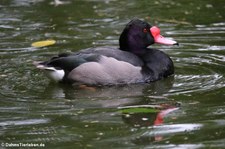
[119,107,159,114]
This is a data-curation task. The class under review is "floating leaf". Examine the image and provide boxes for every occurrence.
[31,39,56,47]
[119,107,160,114]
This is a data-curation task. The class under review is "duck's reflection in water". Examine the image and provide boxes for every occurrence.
[43,76,175,107]
[42,76,180,142]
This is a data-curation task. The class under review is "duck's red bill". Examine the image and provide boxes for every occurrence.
[154,35,178,45]
[150,26,178,45]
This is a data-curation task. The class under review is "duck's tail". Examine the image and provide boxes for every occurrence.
[33,61,65,82]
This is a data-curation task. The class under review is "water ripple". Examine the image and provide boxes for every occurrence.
[0,119,49,127]
[143,123,203,136]
[168,74,225,95]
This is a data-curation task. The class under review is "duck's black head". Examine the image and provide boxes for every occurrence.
[119,19,178,55]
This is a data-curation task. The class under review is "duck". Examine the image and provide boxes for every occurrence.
[34,19,178,85]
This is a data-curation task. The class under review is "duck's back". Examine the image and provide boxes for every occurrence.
[77,47,144,66]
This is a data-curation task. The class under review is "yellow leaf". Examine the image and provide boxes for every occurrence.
[31,39,56,47]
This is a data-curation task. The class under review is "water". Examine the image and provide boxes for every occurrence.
[0,0,225,148]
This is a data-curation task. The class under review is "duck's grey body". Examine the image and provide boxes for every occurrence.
[35,47,146,85]
[68,54,143,85]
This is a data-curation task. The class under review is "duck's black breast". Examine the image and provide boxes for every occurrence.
[140,48,174,82]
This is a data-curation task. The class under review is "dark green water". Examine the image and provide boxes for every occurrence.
[0,0,225,148]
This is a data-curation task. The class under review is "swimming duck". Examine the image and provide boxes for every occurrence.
[34,19,178,85]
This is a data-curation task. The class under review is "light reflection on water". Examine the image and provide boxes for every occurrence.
[0,0,225,148]
[142,123,203,137]
[0,119,49,127]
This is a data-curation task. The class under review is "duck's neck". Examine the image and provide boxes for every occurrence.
[119,44,148,55]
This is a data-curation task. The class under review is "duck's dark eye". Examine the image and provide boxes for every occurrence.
[143,28,148,33]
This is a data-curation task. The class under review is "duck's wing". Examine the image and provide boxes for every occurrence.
[77,46,144,67]
[36,52,101,72]
[36,46,143,71]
